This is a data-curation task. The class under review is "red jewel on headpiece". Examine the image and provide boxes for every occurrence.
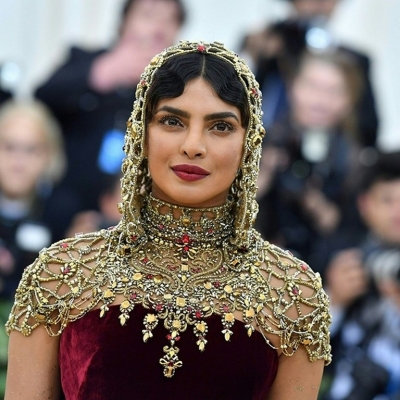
[60,243,69,250]
[140,79,147,87]
[251,87,259,98]
[197,43,206,52]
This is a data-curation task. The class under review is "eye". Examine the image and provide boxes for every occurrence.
[158,115,183,127]
[211,121,234,132]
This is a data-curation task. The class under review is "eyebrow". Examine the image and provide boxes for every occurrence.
[155,106,239,122]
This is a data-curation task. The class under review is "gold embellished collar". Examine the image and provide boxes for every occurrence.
[141,194,234,246]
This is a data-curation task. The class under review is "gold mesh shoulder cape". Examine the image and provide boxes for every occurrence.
[6,41,332,376]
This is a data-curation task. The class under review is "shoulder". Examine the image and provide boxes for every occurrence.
[6,230,111,337]
[255,240,332,364]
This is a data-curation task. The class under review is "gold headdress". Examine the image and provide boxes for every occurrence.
[118,41,265,247]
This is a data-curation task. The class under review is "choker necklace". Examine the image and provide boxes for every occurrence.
[141,194,234,246]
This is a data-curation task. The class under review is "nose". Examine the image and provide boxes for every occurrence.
[179,125,206,159]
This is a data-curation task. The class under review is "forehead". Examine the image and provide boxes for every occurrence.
[156,78,242,115]
[0,113,45,142]
[125,0,180,19]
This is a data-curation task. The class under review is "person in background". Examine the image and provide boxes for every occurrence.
[65,172,122,237]
[256,50,364,271]
[35,0,186,211]
[247,0,378,148]
[0,100,78,300]
[0,100,78,398]
[321,152,400,400]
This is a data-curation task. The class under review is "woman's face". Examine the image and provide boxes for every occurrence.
[121,0,181,50]
[0,114,49,199]
[146,77,246,208]
[291,59,351,129]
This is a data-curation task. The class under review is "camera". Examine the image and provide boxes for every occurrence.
[366,248,400,284]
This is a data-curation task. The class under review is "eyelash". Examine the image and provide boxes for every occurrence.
[211,121,234,132]
[158,115,234,132]
[158,115,183,127]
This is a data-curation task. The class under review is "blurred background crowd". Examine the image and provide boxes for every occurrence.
[0,0,400,399]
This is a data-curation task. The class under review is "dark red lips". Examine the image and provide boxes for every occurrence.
[171,164,210,182]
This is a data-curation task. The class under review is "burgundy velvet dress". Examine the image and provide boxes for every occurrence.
[59,304,279,400]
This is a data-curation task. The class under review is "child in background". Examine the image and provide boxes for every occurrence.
[322,152,400,400]
[65,172,122,237]
[0,100,79,300]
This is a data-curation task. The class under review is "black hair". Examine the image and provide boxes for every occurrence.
[358,151,400,194]
[121,0,186,26]
[145,52,250,128]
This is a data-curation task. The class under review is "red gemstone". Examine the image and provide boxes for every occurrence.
[168,361,175,366]
[142,257,149,264]
[197,44,206,52]
[183,246,189,252]
[155,304,163,311]
[130,293,138,299]
[146,274,154,279]
[140,79,147,86]
[301,264,308,271]
[158,224,164,230]
[213,281,221,288]
[62,266,70,274]
[195,311,202,319]
[167,334,172,340]
[182,234,190,243]
[60,243,69,249]
[292,287,299,295]
[222,305,229,312]
[251,87,259,97]
[131,235,137,241]
[175,336,181,341]
[167,265,177,271]
[208,229,213,234]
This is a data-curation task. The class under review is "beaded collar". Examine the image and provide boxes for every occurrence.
[141,194,234,247]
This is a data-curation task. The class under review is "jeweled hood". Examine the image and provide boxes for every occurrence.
[117,41,265,248]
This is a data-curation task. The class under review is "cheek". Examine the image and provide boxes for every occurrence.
[221,141,244,173]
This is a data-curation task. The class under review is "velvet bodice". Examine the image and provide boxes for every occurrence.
[59,304,278,400]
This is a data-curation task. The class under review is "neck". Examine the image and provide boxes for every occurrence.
[0,193,32,219]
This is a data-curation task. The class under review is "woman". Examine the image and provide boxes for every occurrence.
[5,41,331,399]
